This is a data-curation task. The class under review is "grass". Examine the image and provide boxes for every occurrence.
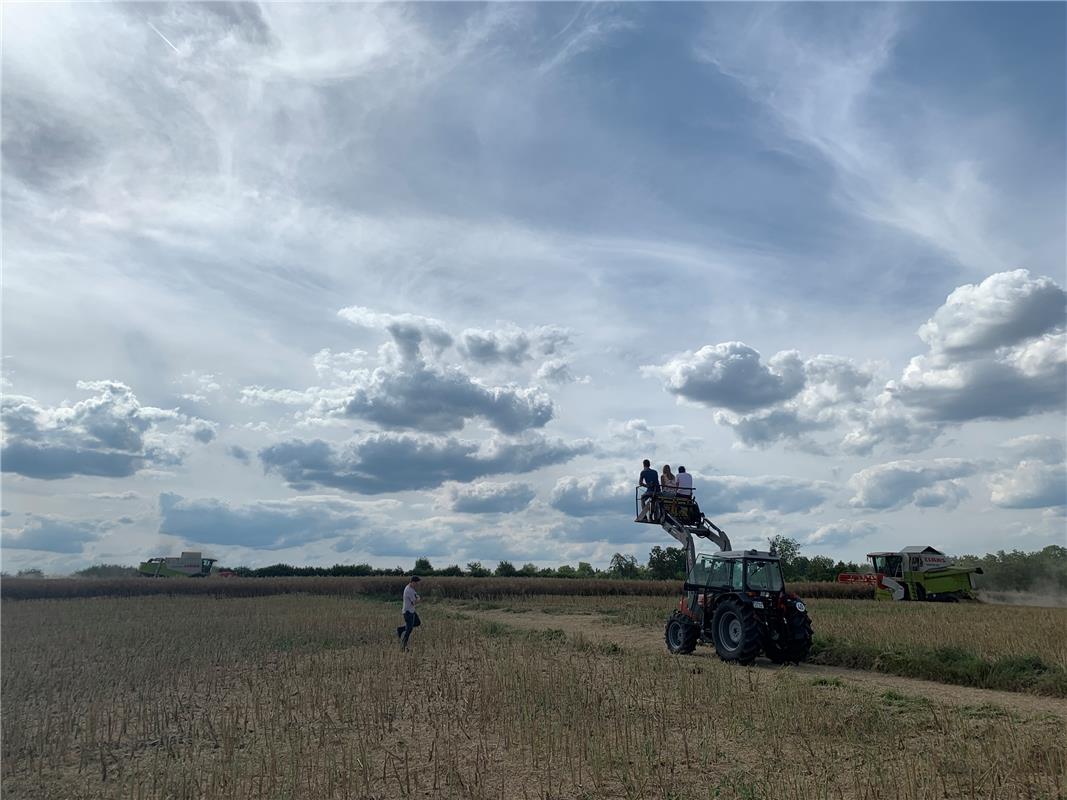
[447,594,1067,696]
[2,594,1063,800]
[810,638,1067,696]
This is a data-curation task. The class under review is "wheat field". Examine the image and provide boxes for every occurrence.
[2,593,1064,800]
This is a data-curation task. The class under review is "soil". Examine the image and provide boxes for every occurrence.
[456,607,1067,722]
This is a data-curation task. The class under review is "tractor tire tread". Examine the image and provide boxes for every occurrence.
[664,611,699,655]
[711,596,762,665]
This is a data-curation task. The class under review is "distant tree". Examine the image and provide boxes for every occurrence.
[436,564,464,577]
[556,564,577,578]
[255,563,298,577]
[790,556,811,582]
[958,545,1067,593]
[412,558,434,576]
[495,560,517,577]
[769,536,802,580]
[647,546,687,581]
[16,568,43,578]
[466,561,492,577]
[518,562,539,577]
[537,567,556,577]
[769,535,801,562]
[807,555,837,582]
[575,561,596,578]
[608,553,642,580]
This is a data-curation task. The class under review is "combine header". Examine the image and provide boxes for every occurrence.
[838,546,982,601]
[138,551,217,578]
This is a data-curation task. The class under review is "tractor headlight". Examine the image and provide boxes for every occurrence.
[794,601,807,613]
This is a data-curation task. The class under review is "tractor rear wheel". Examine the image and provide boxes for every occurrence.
[664,612,698,654]
[767,610,814,664]
[711,597,762,665]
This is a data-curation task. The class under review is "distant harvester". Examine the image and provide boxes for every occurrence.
[138,551,217,578]
[838,546,983,601]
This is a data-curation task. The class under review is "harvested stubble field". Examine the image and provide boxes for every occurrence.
[3,593,1065,800]
[450,595,1067,696]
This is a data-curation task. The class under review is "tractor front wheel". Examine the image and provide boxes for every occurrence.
[711,597,762,665]
[766,610,814,664]
[664,611,699,655]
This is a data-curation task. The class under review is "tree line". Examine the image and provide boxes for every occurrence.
[10,542,1065,593]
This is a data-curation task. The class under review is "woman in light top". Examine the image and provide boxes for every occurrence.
[660,464,677,495]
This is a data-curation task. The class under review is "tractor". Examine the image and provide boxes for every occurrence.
[838,546,982,601]
[138,551,217,577]
[634,487,814,664]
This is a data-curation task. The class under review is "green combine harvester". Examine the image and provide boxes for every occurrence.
[138,551,217,578]
[838,546,983,601]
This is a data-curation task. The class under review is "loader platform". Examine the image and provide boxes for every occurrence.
[634,487,731,567]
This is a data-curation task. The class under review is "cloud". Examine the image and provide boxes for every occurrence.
[839,396,942,456]
[699,474,831,515]
[696,5,1020,273]
[443,481,536,514]
[805,520,878,548]
[987,462,1066,510]
[646,344,875,450]
[998,435,1065,465]
[259,433,591,494]
[718,355,875,450]
[227,444,251,464]
[717,408,831,449]
[458,325,569,366]
[917,270,1066,357]
[1,381,209,480]
[181,419,217,443]
[644,342,805,413]
[158,493,372,549]
[847,459,977,510]
[536,359,580,385]
[1,515,109,553]
[842,271,1066,452]
[343,363,554,435]
[337,306,453,361]
[550,473,632,517]
[253,308,558,434]
[889,271,1066,423]
[89,491,140,501]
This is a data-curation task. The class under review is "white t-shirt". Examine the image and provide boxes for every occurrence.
[403,584,420,613]
[676,472,693,496]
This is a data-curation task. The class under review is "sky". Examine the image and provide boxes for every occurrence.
[2,2,1065,574]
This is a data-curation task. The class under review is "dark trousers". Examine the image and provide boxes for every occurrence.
[396,610,421,646]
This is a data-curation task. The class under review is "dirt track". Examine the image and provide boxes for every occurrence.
[458,608,1067,722]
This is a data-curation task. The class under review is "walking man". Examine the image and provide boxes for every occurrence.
[396,575,421,649]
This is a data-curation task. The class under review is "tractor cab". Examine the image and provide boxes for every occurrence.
[685,551,785,594]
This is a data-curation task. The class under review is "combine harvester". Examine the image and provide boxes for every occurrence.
[138,551,217,578]
[634,489,813,665]
[838,546,983,601]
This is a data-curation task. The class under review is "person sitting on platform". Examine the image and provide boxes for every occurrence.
[675,466,693,498]
[660,464,677,496]
[638,459,659,521]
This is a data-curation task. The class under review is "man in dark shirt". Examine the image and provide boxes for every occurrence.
[638,458,660,521]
